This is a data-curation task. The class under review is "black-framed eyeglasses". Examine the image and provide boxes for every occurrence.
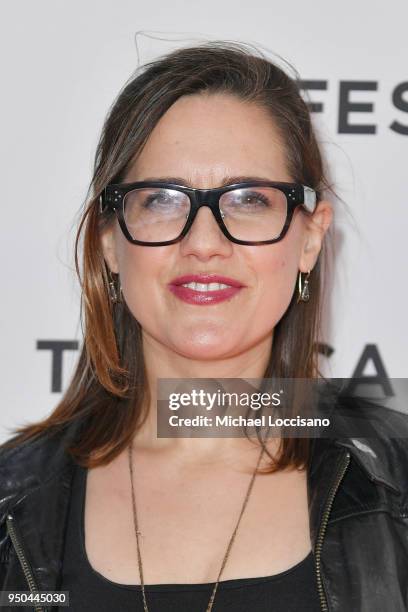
[99,181,318,246]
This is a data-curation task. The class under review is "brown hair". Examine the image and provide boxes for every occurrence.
[2,41,332,471]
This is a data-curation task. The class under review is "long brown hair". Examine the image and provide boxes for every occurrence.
[2,41,332,471]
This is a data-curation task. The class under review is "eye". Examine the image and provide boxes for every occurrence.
[239,191,270,206]
[143,190,173,207]
[227,190,271,208]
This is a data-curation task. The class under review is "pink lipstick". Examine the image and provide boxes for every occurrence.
[168,274,244,305]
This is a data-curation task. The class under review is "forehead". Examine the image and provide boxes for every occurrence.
[126,92,291,185]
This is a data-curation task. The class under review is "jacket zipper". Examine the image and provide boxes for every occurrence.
[5,513,44,612]
[314,449,351,612]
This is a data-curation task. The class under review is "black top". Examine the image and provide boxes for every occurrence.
[59,463,321,611]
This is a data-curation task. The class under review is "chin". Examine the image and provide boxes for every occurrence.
[172,338,236,361]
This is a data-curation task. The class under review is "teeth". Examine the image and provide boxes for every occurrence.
[181,282,232,291]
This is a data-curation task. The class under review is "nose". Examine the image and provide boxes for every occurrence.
[179,204,232,257]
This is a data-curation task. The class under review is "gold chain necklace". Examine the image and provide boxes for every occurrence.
[128,442,266,612]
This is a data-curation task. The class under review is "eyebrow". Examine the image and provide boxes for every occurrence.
[138,175,275,188]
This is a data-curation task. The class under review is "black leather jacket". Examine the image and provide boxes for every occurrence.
[1,398,408,612]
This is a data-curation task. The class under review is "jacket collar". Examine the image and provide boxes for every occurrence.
[326,392,408,497]
[334,437,402,495]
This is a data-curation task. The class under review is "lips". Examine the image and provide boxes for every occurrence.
[169,274,244,288]
[168,274,244,305]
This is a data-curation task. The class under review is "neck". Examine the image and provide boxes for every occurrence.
[131,330,276,464]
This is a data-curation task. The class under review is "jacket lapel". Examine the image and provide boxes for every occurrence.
[0,420,83,593]
[6,463,75,593]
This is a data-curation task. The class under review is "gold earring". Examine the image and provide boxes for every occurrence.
[297,270,311,303]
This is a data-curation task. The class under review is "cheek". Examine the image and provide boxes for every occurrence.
[116,243,162,321]
[263,257,296,296]
[252,247,299,323]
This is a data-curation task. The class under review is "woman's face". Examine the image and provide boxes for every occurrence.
[101,93,332,361]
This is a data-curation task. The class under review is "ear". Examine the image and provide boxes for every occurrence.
[299,200,333,272]
[100,222,120,274]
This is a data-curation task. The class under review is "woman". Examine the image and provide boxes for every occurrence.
[1,41,408,612]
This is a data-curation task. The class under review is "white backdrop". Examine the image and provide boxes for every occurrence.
[1,0,407,442]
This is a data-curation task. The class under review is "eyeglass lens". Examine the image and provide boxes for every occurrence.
[123,186,288,243]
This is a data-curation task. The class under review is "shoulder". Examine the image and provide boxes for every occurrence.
[327,390,408,499]
[0,418,83,508]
